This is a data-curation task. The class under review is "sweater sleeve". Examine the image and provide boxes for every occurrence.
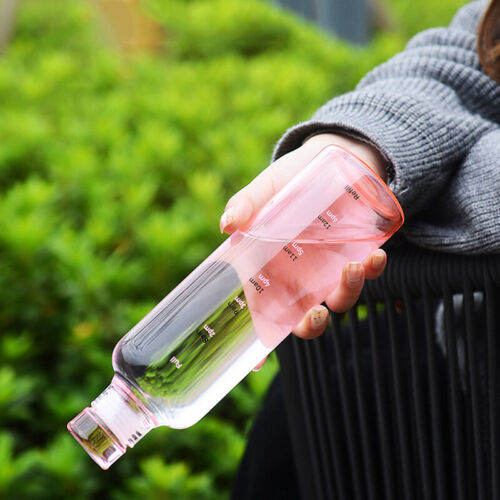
[272,1,498,225]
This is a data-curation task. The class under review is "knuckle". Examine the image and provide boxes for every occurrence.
[326,290,360,313]
[225,193,240,209]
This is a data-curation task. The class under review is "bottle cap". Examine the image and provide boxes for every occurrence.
[67,408,125,470]
[67,377,156,470]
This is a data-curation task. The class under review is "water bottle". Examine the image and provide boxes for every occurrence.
[67,145,404,469]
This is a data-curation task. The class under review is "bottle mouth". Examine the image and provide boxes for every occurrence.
[67,408,125,470]
[67,376,156,470]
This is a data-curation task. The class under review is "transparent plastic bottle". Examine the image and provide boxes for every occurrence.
[67,145,404,469]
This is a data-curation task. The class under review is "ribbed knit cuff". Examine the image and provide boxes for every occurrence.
[273,90,488,220]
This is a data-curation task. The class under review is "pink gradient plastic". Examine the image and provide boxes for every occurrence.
[67,145,404,470]
[229,145,403,348]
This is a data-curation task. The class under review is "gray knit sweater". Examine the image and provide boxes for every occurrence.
[273,0,500,254]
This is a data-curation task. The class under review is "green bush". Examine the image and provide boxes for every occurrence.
[0,0,467,498]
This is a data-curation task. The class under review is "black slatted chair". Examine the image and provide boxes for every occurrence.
[277,246,500,500]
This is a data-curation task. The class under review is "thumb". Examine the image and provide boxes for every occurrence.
[220,132,387,234]
[219,147,314,234]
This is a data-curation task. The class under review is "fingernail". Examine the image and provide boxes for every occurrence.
[372,251,385,269]
[220,207,234,233]
[310,307,329,330]
[253,357,267,371]
[346,262,362,286]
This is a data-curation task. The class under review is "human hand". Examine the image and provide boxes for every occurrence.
[219,133,388,370]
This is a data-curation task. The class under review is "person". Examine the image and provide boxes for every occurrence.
[224,0,500,497]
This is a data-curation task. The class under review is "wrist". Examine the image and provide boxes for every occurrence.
[303,133,388,182]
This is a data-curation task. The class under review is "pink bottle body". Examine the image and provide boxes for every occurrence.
[68,145,404,469]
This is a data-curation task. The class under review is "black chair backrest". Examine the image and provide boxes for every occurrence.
[277,246,500,500]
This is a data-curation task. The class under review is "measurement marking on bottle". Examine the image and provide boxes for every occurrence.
[291,242,304,255]
[344,184,360,200]
[234,296,246,309]
[249,277,264,294]
[197,330,209,343]
[258,273,271,287]
[326,210,338,223]
[170,356,183,369]
[196,323,215,344]
[317,215,331,230]
[204,324,215,337]
[282,245,298,261]
[228,295,247,315]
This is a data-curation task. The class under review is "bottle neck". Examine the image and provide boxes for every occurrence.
[67,375,156,469]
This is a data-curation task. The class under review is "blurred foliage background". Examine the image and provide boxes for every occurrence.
[0,0,467,498]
